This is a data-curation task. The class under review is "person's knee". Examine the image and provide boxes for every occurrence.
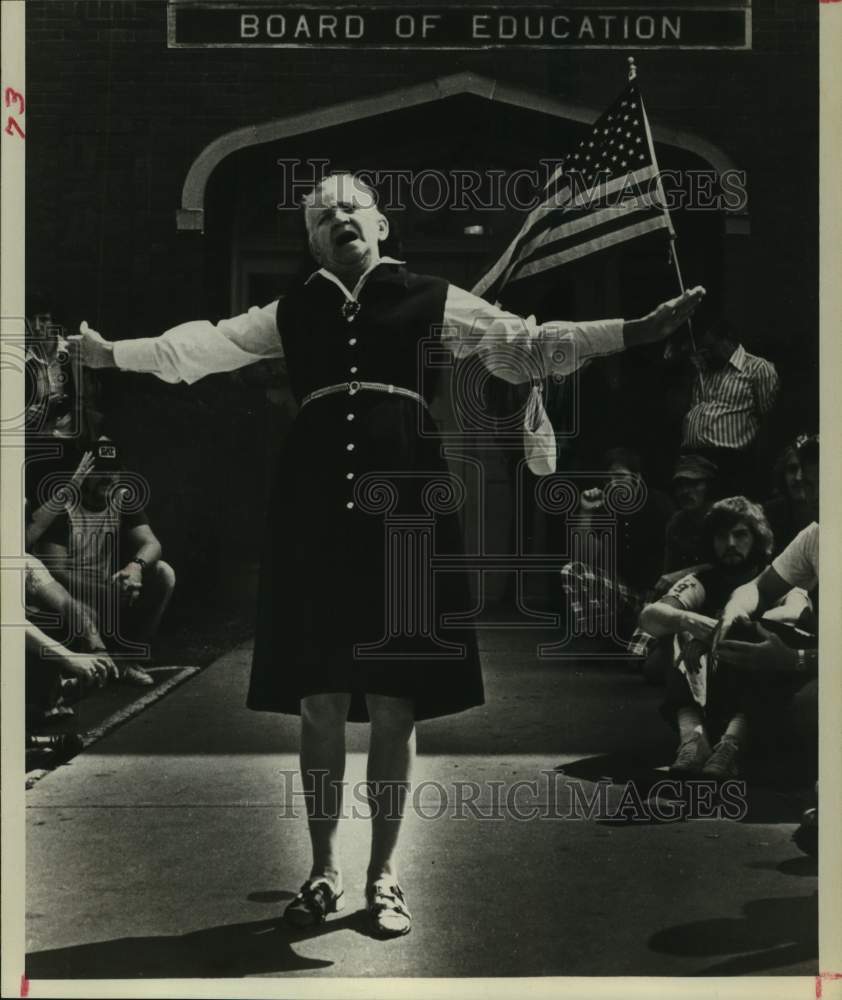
[366,694,415,736]
[301,692,351,728]
[151,560,176,596]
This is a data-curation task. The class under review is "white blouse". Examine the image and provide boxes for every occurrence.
[110,261,625,475]
[112,260,624,386]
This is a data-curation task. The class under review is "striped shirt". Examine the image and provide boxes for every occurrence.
[682,344,779,450]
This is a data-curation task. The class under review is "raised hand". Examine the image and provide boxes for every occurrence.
[629,286,706,347]
[579,487,605,512]
[69,450,95,486]
[67,320,116,369]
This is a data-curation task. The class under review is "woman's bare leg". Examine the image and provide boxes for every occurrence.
[299,692,351,887]
[364,694,415,884]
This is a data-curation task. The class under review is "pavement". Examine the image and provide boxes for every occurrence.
[24,628,818,981]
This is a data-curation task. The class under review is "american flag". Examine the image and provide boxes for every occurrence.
[473,81,674,302]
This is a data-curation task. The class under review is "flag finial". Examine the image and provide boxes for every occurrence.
[628,57,637,82]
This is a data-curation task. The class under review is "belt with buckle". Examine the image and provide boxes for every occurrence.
[300,381,428,409]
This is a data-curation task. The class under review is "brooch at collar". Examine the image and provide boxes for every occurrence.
[341,300,361,323]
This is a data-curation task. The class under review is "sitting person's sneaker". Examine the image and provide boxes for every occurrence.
[365,879,411,938]
[701,735,741,780]
[119,663,155,686]
[26,732,84,764]
[669,730,712,777]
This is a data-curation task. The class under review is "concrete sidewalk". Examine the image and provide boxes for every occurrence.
[25,630,818,980]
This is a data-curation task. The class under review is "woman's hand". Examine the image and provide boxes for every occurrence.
[67,321,116,369]
[624,286,706,348]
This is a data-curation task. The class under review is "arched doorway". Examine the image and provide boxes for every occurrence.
[186,75,741,612]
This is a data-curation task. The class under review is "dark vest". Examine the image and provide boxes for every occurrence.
[276,263,449,405]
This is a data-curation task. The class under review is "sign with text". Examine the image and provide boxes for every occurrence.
[167,3,751,50]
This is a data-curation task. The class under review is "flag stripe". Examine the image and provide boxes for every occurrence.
[471,184,573,297]
[487,166,663,296]
[514,189,664,265]
[512,216,672,282]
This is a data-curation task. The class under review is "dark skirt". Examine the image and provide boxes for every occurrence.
[247,391,484,722]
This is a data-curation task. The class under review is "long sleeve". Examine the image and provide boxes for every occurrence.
[753,359,780,417]
[440,284,625,384]
[112,301,284,385]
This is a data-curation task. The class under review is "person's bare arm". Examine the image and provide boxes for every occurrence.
[25,622,112,687]
[123,523,162,568]
[718,565,793,637]
[113,524,163,606]
[36,541,72,590]
[638,597,717,640]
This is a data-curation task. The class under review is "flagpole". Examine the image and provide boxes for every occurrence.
[629,57,700,365]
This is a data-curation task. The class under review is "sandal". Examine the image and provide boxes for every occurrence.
[366,880,411,938]
[283,877,345,928]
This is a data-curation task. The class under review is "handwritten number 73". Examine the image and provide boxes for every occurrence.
[4,86,26,139]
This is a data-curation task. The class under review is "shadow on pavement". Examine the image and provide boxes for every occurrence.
[647,890,818,976]
[745,856,817,878]
[26,902,396,979]
[557,752,810,825]
[26,915,336,979]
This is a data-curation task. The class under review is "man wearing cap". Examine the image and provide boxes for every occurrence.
[70,172,704,937]
[659,454,720,589]
[34,438,176,686]
[628,453,717,675]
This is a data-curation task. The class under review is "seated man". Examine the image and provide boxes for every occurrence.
[560,447,673,649]
[660,454,719,585]
[628,454,718,678]
[638,496,779,780]
[680,316,779,498]
[762,435,817,556]
[34,438,175,685]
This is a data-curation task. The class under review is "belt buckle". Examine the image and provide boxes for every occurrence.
[348,381,360,395]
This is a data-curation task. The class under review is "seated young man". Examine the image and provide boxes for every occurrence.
[628,454,719,678]
[34,438,175,685]
[762,435,817,556]
[638,496,785,780]
[560,447,673,650]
